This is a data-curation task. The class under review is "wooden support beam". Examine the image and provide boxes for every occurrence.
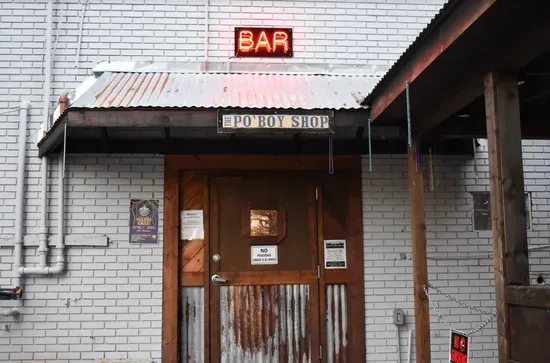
[506,286,550,309]
[408,141,431,363]
[484,71,530,363]
[162,165,180,363]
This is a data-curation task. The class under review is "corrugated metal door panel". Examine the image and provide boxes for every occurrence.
[180,287,204,363]
[326,284,348,363]
[220,284,312,363]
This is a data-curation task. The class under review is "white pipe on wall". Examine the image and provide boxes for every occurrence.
[19,153,65,276]
[38,0,54,269]
[407,329,413,363]
[16,0,66,278]
[204,0,209,71]
[12,101,31,290]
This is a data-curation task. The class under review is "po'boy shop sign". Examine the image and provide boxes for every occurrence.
[217,110,334,134]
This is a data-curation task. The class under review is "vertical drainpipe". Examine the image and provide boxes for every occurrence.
[38,0,54,269]
[204,0,209,72]
[13,101,31,290]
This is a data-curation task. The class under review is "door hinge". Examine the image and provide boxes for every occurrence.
[315,187,319,200]
[320,344,323,360]
[317,265,320,279]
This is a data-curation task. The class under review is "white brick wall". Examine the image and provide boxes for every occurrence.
[362,140,550,363]
[13,1,548,362]
[0,154,164,363]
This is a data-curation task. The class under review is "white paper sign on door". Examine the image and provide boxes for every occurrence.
[181,210,204,240]
[324,239,347,269]
[251,246,278,265]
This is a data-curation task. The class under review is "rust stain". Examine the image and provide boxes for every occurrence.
[94,75,117,102]
[125,73,148,107]
[146,73,163,104]
[95,73,122,107]
[106,73,134,107]
[181,287,204,363]
[117,73,141,107]
[156,73,171,101]
[137,73,155,104]
[220,284,311,362]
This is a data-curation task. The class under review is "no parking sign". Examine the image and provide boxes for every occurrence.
[449,331,470,363]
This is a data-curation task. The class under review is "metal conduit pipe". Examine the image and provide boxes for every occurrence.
[38,0,54,269]
[16,0,66,278]
[12,101,31,290]
[19,153,65,276]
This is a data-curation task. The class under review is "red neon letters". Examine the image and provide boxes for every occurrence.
[235,28,293,57]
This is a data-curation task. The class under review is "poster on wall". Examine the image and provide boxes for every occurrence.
[129,199,159,244]
[324,239,347,269]
[181,210,204,240]
[449,330,470,363]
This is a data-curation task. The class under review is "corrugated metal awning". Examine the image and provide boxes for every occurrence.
[70,71,379,110]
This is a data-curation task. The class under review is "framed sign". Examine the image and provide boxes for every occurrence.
[235,27,293,57]
[449,331,470,363]
[218,109,334,134]
[129,199,159,244]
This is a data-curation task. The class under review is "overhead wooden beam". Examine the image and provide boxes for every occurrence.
[408,141,431,363]
[417,2,550,134]
[484,71,530,363]
[54,137,474,156]
[368,0,496,120]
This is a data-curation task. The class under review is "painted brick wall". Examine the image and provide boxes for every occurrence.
[0,154,164,362]
[362,140,550,363]
[0,0,486,362]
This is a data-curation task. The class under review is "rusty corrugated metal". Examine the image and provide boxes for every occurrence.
[220,285,311,363]
[326,284,348,363]
[180,287,204,363]
[70,72,378,110]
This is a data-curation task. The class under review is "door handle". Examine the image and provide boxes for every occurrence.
[211,274,228,283]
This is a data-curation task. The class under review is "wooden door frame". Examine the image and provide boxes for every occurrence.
[162,154,365,362]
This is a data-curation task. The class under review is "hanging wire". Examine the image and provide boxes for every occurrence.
[434,144,440,187]
[368,118,373,172]
[473,138,479,182]
[328,134,334,175]
[415,144,420,172]
[428,147,435,191]
[405,81,412,147]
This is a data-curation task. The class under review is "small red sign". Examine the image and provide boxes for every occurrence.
[234,27,293,58]
[449,331,470,363]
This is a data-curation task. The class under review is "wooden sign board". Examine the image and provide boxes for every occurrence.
[217,110,334,134]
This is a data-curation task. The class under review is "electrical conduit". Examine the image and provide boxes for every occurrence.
[15,0,65,279]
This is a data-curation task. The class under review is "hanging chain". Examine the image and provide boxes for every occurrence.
[423,283,496,336]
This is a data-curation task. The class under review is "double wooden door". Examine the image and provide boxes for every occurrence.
[168,157,365,363]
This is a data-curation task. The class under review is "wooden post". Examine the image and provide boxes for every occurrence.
[162,164,180,362]
[484,71,530,363]
[408,142,431,363]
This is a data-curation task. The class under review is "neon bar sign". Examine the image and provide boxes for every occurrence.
[234,27,293,58]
